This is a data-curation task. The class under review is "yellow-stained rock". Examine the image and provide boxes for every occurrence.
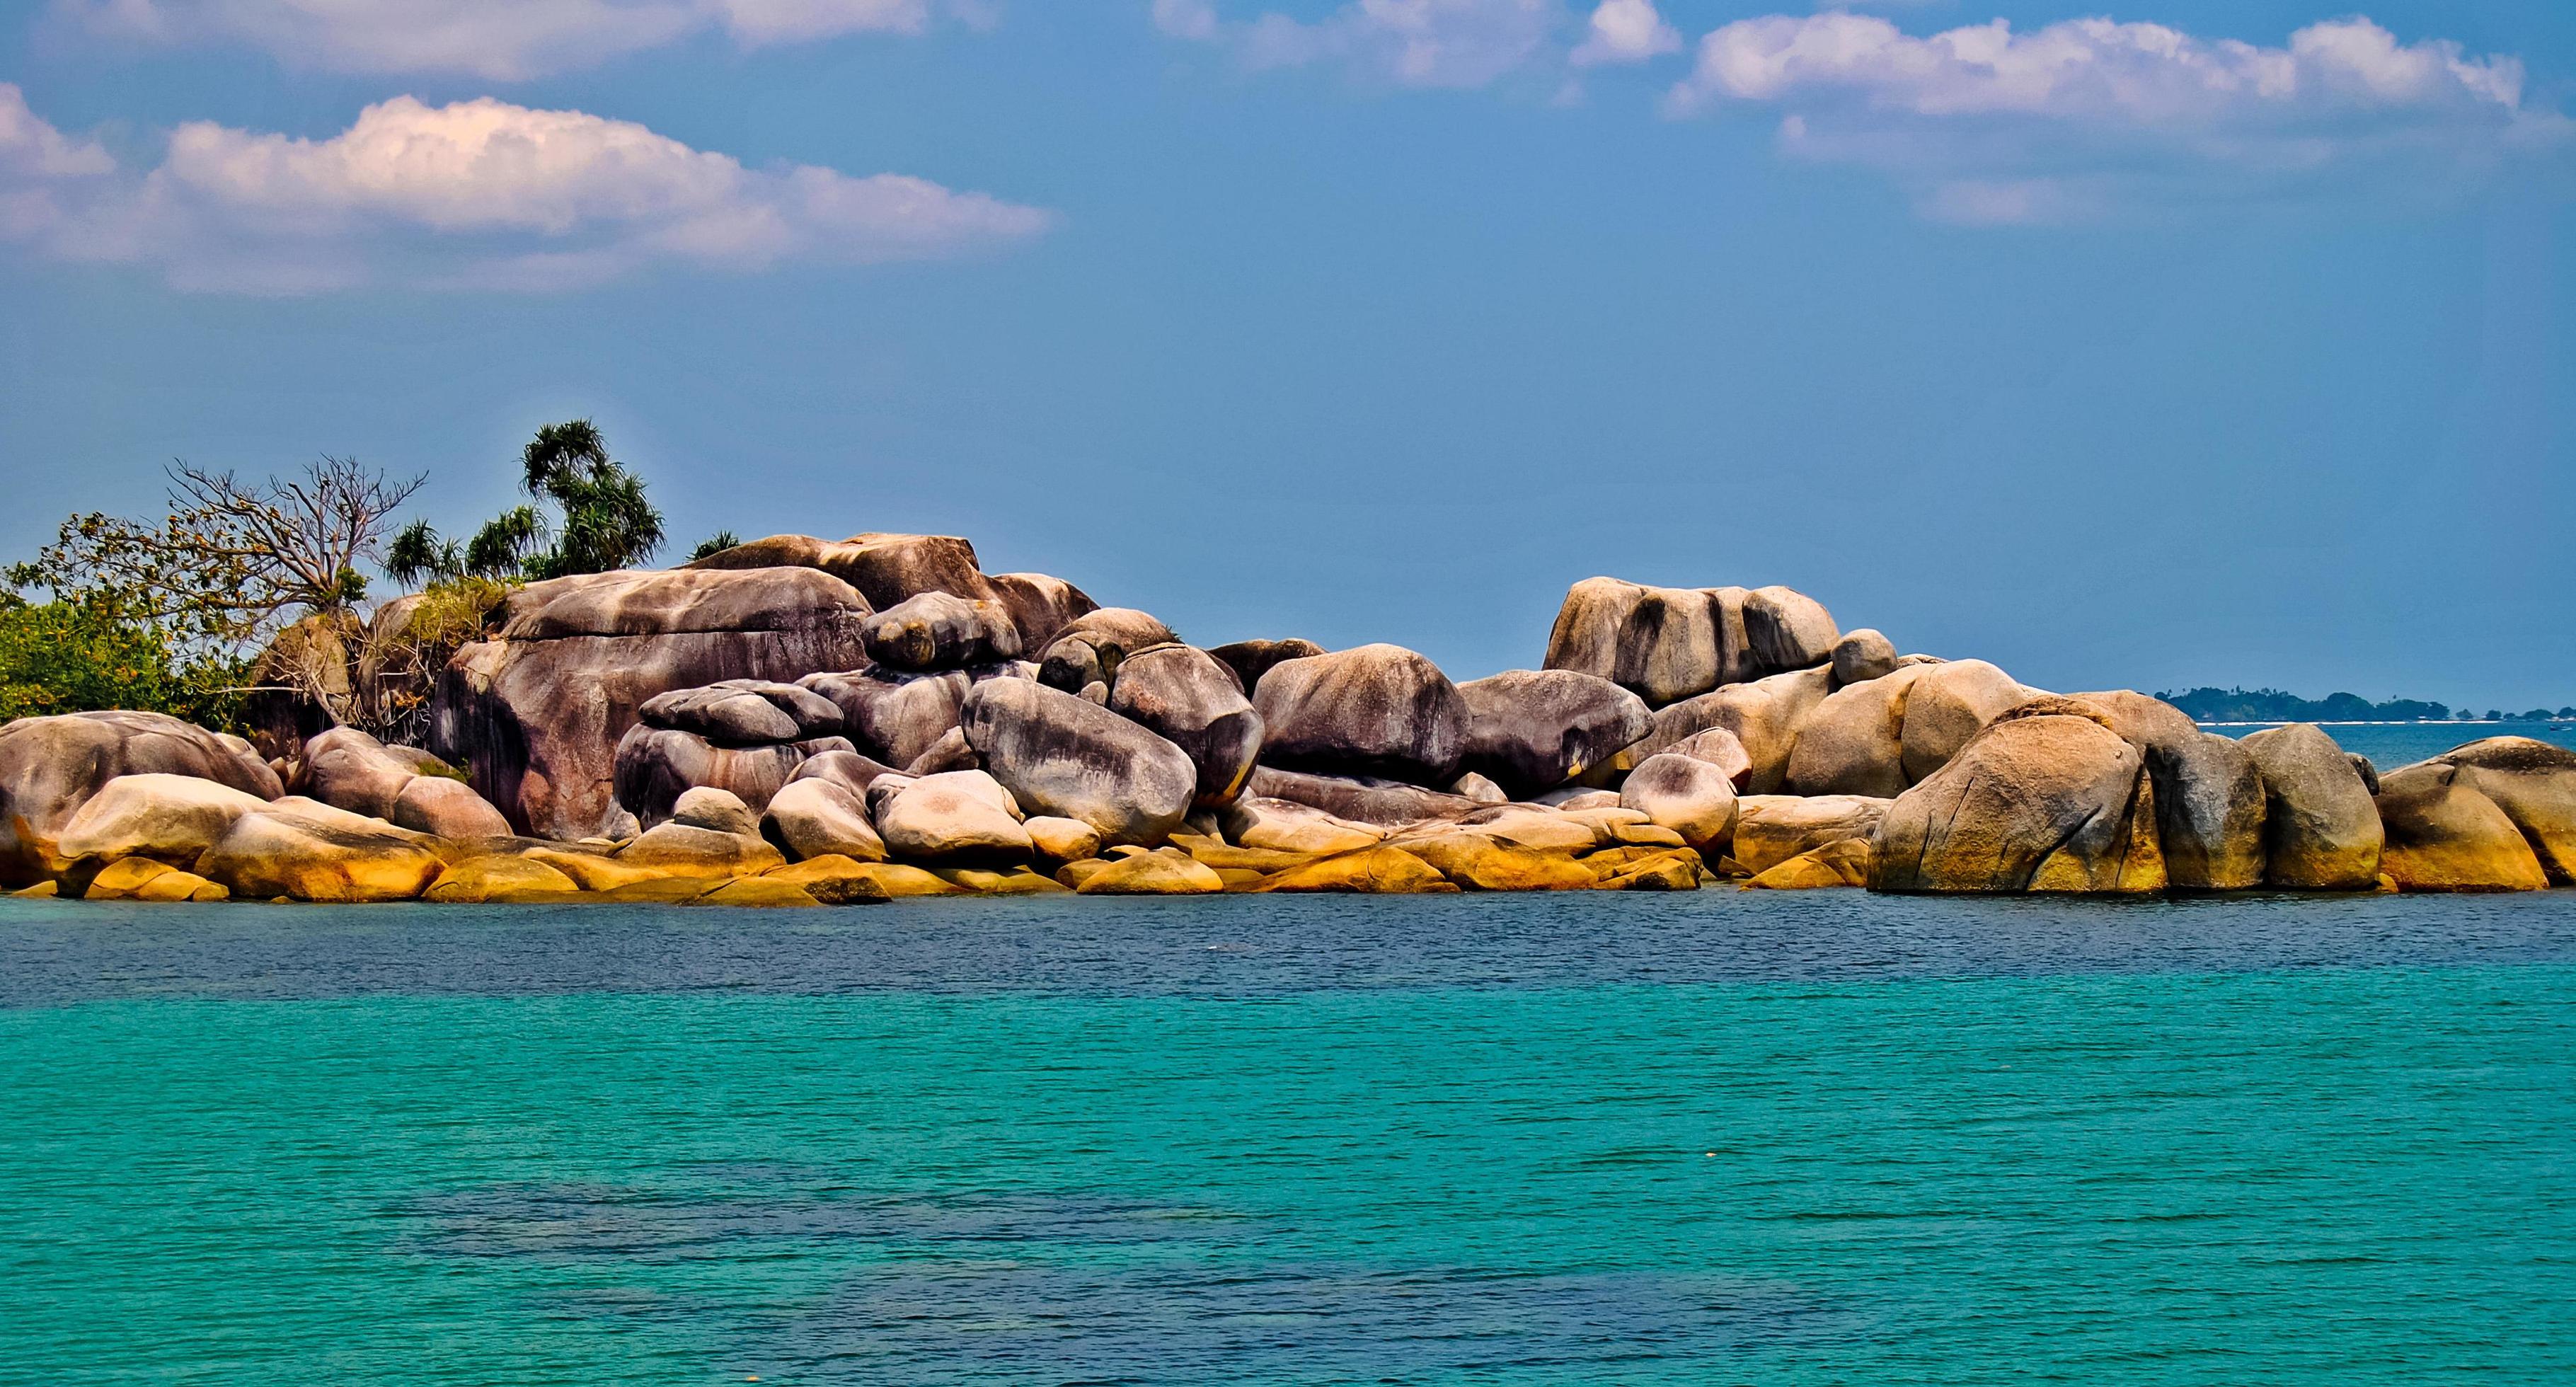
[1075,852,1226,895]
[1743,837,1872,890]
[764,856,931,902]
[1396,833,1597,891]
[595,877,732,904]
[523,848,678,892]
[423,855,584,904]
[696,877,822,908]
[1599,851,1702,890]
[1213,867,1265,888]
[1732,795,1891,875]
[1054,858,1116,890]
[1168,831,1318,874]
[615,822,785,877]
[936,866,1069,894]
[81,856,229,902]
[1253,847,1456,894]
[196,808,445,902]
[1023,816,1103,865]
[11,880,59,899]
[2375,765,2548,892]
[1607,822,1688,849]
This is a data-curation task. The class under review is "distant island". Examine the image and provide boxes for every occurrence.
[2158,688,2576,725]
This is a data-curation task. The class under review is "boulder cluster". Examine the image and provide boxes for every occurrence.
[6,536,2572,906]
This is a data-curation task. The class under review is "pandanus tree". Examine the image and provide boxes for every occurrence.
[386,419,666,586]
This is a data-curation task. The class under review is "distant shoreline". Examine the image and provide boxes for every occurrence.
[2195,719,2576,728]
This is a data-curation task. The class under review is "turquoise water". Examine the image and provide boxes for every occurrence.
[2203,721,2576,768]
[4,894,2574,1383]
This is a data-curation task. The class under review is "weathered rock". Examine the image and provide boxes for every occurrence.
[1108,645,1263,810]
[422,855,582,904]
[960,678,1197,846]
[982,572,1098,653]
[1253,847,1454,894]
[1618,754,1739,851]
[2373,762,2548,892]
[431,566,873,840]
[639,679,844,742]
[1742,586,1839,676]
[683,531,997,609]
[1732,795,1893,876]
[1239,766,1483,829]
[56,773,272,866]
[1449,771,1508,804]
[798,667,973,769]
[1829,628,1899,687]
[1785,667,1924,799]
[197,802,446,902]
[903,726,980,776]
[0,710,284,884]
[878,771,1033,865]
[616,822,786,876]
[390,775,514,839]
[1023,815,1103,865]
[2074,691,2265,891]
[1542,578,1723,707]
[1253,643,1469,784]
[863,773,916,825]
[1898,660,2035,785]
[1873,715,2163,894]
[862,591,1024,672]
[1596,851,1703,890]
[1665,727,1754,790]
[1218,797,1384,856]
[786,749,901,799]
[2423,737,2576,886]
[1074,851,1226,895]
[1455,669,1652,798]
[1632,665,1834,794]
[1208,639,1328,695]
[671,786,760,837]
[1394,832,1599,891]
[935,865,1067,894]
[759,778,887,863]
[1037,609,1180,700]
[763,856,929,902]
[1744,837,1872,890]
[81,857,230,902]
[240,611,364,759]
[613,726,856,828]
[2240,724,2385,890]
[1449,804,1601,853]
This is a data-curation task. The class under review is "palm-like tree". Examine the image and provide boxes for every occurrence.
[383,420,667,588]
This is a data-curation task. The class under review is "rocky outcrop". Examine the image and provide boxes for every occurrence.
[1455,670,1651,799]
[799,668,974,769]
[862,592,1024,672]
[960,677,1196,846]
[637,679,844,743]
[2241,724,2385,890]
[304,726,453,819]
[1784,667,1923,799]
[612,726,856,829]
[1731,795,1889,875]
[1829,629,1898,687]
[984,572,1098,652]
[1218,797,1384,856]
[1240,766,1484,829]
[1037,609,1180,702]
[0,710,282,884]
[1666,727,1753,790]
[877,771,1032,865]
[196,799,447,902]
[759,778,887,863]
[684,532,994,607]
[1897,660,2034,785]
[1742,586,1839,676]
[1618,753,1737,851]
[55,773,272,866]
[787,749,900,798]
[1209,639,1328,695]
[391,775,514,839]
[1633,666,1834,794]
[1105,644,1263,810]
[1872,713,2164,894]
[2374,761,2548,892]
[1253,644,1469,785]
[2420,737,2576,886]
[431,567,873,840]
[1543,578,1726,707]
[2076,691,2265,891]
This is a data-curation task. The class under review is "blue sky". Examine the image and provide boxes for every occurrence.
[3,1,2570,706]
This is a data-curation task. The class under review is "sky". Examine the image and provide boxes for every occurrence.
[2,0,2571,708]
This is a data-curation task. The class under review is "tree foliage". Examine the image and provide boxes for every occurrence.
[386,420,664,586]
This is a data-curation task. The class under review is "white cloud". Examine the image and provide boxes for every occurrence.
[1162,0,1568,89]
[54,0,943,78]
[0,87,1052,292]
[1570,0,1677,68]
[1667,13,2563,221]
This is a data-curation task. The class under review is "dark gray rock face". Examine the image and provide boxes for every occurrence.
[903,726,982,776]
[1829,628,1898,686]
[1742,587,1839,675]
[2241,723,2385,890]
[0,710,283,884]
[798,667,1020,771]
[1037,609,1180,701]
[1253,643,1471,786]
[1241,765,1486,828]
[1208,639,1328,695]
[960,677,1197,846]
[638,679,845,743]
[984,572,1098,652]
[1106,644,1264,810]
[2074,690,2266,891]
[1542,578,1723,708]
[861,592,1024,672]
[430,567,873,840]
[1455,669,1652,798]
[612,725,856,828]
[683,532,997,609]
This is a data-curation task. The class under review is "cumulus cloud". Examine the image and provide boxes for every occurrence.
[54,0,948,78]
[1158,0,1567,89]
[0,87,1052,292]
[1570,0,1677,68]
[1666,13,2565,221]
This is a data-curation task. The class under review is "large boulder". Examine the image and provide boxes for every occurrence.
[878,770,1032,865]
[1667,727,1753,790]
[638,679,843,742]
[2374,761,2548,892]
[430,567,873,840]
[861,591,1024,672]
[1618,753,1738,851]
[787,749,901,798]
[1731,795,1890,875]
[2420,737,2576,886]
[2240,724,2385,890]
[1240,766,1485,829]
[759,778,887,862]
[1455,669,1652,798]
[390,775,514,839]
[1217,797,1384,855]
[1742,587,1839,675]
[614,820,786,877]
[1253,644,1470,785]
[1542,578,1724,708]
[304,726,449,819]
[0,710,282,884]
[983,572,1098,653]
[612,726,857,828]
[1631,666,1834,794]
[196,800,446,902]
[2076,690,2265,891]
[1106,645,1263,810]
[683,532,996,609]
[1829,629,1898,687]
[798,667,981,769]
[1872,713,2164,894]
[55,773,273,866]
[960,678,1197,846]
[1208,639,1328,695]
[240,611,363,759]
[1784,667,1924,799]
[1897,660,2035,785]
[1037,609,1179,701]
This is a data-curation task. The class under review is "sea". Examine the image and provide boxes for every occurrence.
[0,720,2570,1385]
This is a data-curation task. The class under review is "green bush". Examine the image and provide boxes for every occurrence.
[0,597,244,728]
